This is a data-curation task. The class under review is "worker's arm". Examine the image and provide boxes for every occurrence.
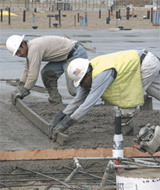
[11,67,31,104]
[51,69,116,135]
[23,50,42,90]
[12,50,42,103]
[20,59,29,83]
[63,86,90,115]
[63,69,115,117]
[69,69,115,120]
[50,86,90,127]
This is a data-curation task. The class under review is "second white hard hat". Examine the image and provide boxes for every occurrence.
[67,58,89,87]
[6,35,25,56]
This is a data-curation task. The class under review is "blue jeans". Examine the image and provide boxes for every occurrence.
[41,43,88,96]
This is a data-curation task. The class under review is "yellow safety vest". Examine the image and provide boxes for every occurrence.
[90,50,144,108]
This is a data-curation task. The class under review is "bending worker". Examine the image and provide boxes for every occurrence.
[51,49,160,142]
[6,35,88,103]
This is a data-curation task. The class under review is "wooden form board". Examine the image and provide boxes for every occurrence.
[0,147,160,161]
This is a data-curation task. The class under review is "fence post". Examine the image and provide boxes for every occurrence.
[108,9,110,19]
[99,9,101,19]
[23,10,26,22]
[126,7,130,20]
[74,15,76,27]
[147,10,150,19]
[1,9,3,22]
[59,8,61,27]
[151,8,153,22]
[8,7,11,25]
[49,16,51,28]
[77,13,79,22]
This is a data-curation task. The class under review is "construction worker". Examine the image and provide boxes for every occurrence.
[51,49,160,143]
[6,35,88,103]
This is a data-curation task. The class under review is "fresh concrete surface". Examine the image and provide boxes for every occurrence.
[0,29,159,151]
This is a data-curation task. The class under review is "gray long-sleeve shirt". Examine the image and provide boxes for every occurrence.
[63,69,115,120]
[63,50,144,121]
[20,36,76,89]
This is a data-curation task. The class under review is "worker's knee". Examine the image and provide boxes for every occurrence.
[41,67,57,79]
[41,68,58,89]
[41,68,49,84]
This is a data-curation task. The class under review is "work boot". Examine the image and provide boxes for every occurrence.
[47,87,61,103]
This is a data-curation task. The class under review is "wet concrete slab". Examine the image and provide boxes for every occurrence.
[0,29,160,151]
[1,29,160,82]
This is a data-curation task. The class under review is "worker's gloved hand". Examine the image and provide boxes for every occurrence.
[49,111,66,139]
[50,111,66,128]
[56,115,75,130]
[16,86,30,99]
[52,115,75,141]
[17,81,25,91]
[11,82,30,105]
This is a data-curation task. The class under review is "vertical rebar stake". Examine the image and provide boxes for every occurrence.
[113,108,124,158]
[101,108,124,186]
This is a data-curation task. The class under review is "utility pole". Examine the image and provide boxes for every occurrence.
[157,0,159,8]
[25,0,30,11]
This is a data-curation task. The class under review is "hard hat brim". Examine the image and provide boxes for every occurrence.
[73,60,89,87]
[13,34,25,56]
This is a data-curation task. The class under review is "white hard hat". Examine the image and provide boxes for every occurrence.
[6,35,25,56]
[67,58,89,87]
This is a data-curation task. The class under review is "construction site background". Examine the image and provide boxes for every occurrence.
[0,0,157,11]
[1,0,159,30]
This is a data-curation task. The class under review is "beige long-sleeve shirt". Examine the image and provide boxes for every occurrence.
[20,36,76,89]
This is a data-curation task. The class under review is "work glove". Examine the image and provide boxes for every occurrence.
[11,83,30,105]
[17,81,25,91]
[52,115,75,141]
[50,111,66,128]
[56,115,75,131]
[16,86,30,99]
[49,111,66,139]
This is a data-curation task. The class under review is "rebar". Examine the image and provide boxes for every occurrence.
[0,182,12,190]
[17,167,72,189]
